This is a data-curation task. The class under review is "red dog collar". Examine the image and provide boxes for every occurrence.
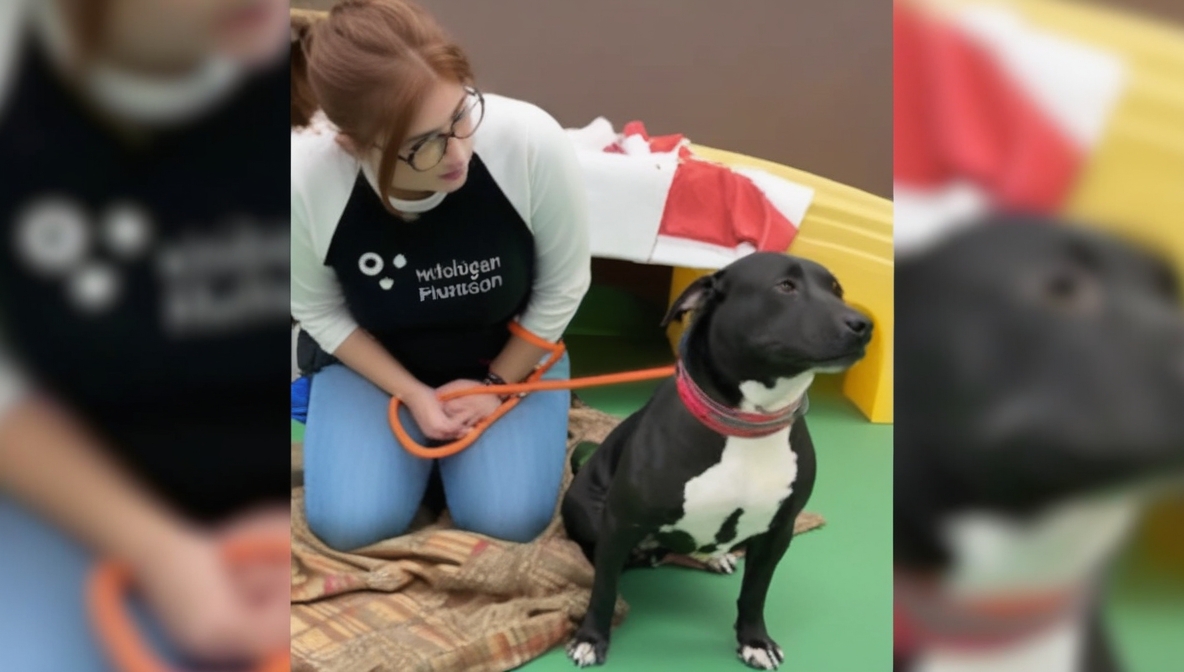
[893,570,1089,659]
[675,359,804,438]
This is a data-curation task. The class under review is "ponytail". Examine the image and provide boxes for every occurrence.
[290,9,325,128]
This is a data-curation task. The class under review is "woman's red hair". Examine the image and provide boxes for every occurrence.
[291,1,474,213]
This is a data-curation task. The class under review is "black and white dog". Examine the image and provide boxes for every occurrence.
[562,252,873,669]
[895,218,1184,672]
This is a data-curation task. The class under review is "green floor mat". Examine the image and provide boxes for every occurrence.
[1107,556,1184,672]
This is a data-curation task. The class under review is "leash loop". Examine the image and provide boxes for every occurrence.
[88,536,290,672]
[389,323,674,458]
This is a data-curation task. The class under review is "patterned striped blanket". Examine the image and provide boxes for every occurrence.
[290,404,824,672]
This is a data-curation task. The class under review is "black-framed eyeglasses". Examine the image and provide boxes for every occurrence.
[377,87,485,172]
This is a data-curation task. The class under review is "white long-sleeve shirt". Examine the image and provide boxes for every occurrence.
[291,93,591,384]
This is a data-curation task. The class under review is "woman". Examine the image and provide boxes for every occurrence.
[0,0,291,669]
[291,0,591,551]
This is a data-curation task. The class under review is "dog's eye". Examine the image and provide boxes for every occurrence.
[1040,269,1101,315]
[776,279,797,294]
[832,281,843,297]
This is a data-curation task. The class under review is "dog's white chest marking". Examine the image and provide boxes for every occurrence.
[940,493,1141,597]
[662,428,797,549]
[661,374,813,549]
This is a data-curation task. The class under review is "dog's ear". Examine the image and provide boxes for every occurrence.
[660,271,722,328]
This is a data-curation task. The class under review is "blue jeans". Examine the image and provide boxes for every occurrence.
[0,498,184,672]
[303,353,571,551]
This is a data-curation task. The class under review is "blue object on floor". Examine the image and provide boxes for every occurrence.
[292,375,310,423]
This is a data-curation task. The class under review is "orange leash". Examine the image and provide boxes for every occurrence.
[88,537,290,672]
[389,323,675,458]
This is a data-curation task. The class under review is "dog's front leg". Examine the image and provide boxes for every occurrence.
[1082,605,1121,672]
[734,523,794,670]
[567,511,649,668]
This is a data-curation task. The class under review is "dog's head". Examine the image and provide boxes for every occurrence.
[662,252,873,384]
[897,217,1184,521]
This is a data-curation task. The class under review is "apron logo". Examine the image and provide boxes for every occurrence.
[14,196,152,313]
[357,252,409,290]
[13,195,287,336]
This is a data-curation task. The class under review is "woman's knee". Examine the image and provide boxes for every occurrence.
[305,501,418,551]
[450,497,555,544]
[301,448,425,550]
[303,470,426,551]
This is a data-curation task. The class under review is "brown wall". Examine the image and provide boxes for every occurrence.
[1109,0,1184,23]
[294,0,1184,201]
[292,0,893,199]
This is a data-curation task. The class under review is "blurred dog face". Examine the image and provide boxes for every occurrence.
[897,217,1184,516]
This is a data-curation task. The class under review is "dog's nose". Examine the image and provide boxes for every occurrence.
[845,315,872,337]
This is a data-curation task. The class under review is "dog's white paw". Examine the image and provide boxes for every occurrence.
[566,640,602,668]
[692,550,739,574]
[738,643,784,670]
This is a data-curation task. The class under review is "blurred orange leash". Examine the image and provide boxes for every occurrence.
[88,537,290,672]
[389,322,675,458]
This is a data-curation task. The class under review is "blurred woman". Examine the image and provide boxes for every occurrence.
[0,1,291,669]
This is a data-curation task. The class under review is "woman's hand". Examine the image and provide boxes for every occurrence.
[133,517,289,664]
[0,398,288,665]
[213,507,291,616]
[437,379,504,428]
[402,385,468,440]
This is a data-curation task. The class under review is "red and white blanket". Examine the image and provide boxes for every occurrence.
[894,0,1128,254]
[567,118,814,269]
